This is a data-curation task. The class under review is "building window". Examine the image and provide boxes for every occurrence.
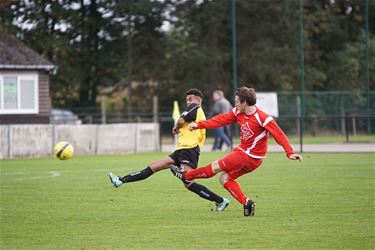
[0,74,38,114]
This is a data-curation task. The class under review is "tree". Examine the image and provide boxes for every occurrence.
[1,0,373,113]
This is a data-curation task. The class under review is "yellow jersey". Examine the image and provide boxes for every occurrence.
[177,104,206,149]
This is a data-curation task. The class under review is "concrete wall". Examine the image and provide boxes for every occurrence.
[0,126,10,159]
[10,125,54,158]
[54,125,98,155]
[136,123,160,153]
[0,123,159,159]
[96,124,137,154]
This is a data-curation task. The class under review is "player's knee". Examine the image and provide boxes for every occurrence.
[184,180,194,188]
[211,160,221,173]
[149,165,159,172]
[219,173,228,186]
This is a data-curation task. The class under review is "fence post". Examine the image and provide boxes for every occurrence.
[345,112,350,142]
[312,114,318,136]
[101,96,106,124]
[351,115,357,136]
[340,97,346,135]
[153,95,158,123]
[296,95,301,135]
[296,95,303,152]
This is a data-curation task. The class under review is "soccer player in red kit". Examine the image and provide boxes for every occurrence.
[171,86,303,217]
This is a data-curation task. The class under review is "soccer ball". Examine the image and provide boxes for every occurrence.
[54,141,74,160]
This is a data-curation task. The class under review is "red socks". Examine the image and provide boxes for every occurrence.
[185,165,248,206]
[185,164,215,180]
[223,180,248,205]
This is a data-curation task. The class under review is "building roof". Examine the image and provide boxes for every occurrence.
[0,28,55,71]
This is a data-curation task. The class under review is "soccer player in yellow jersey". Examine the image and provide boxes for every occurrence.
[109,88,229,212]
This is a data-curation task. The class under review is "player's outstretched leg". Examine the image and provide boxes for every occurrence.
[109,172,123,188]
[222,179,256,217]
[187,182,230,212]
[109,167,155,188]
[215,197,230,212]
[171,166,230,212]
[244,199,256,217]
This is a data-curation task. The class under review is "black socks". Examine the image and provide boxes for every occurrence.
[119,166,154,183]
[118,166,224,205]
[187,182,224,203]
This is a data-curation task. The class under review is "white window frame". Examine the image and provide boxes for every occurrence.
[0,73,39,114]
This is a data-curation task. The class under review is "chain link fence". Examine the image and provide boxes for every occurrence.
[55,91,374,144]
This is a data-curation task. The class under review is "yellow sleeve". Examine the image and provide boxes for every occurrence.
[196,107,206,149]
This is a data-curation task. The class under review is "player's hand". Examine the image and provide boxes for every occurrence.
[172,127,180,134]
[289,154,303,161]
[188,123,198,131]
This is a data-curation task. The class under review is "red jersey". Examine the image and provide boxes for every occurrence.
[197,106,294,159]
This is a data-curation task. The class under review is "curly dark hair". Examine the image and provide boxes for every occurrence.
[185,88,203,99]
[236,86,256,106]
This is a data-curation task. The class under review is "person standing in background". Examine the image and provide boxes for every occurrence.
[211,90,233,151]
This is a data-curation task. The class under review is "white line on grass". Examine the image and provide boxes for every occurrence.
[2,168,126,181]
[10,171,61,181]
[1,168,123,176]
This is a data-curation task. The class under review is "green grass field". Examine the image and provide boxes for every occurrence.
[1,152,374,249]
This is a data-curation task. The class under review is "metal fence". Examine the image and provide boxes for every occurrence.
[277,91,375,135]
[56,91,374,140]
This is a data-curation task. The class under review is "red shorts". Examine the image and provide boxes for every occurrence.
[218,148,263,180]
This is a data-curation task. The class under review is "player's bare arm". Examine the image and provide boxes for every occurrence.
[172,117,186,134]
[289,154,303,161]
[188,122,199,131]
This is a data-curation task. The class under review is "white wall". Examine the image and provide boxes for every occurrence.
[0,123,160,159]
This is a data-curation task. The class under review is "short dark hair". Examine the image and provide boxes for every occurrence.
[236,86,256,105]
[185,88,203,99]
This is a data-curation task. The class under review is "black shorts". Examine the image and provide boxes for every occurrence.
[169,146,200,169]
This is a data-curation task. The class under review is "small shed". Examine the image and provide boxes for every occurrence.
[0,29,55,124]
